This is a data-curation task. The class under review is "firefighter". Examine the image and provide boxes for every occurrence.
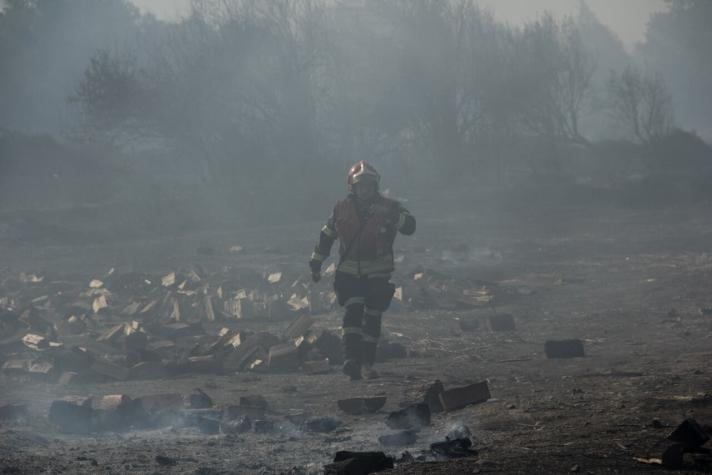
[309,161,416,380]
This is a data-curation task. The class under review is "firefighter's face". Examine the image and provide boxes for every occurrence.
[354,180,377,200]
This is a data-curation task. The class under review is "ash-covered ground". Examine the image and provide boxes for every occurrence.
[1,203,712,474]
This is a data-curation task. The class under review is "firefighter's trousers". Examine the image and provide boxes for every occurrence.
[333,271,396,366]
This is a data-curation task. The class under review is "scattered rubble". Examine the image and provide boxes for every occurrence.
[636,418,712,470]
[0,266,377,386]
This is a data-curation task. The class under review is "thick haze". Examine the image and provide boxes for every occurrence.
[131,0,666,49]
[1,0,710,233]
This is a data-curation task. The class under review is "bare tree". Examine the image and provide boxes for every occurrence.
[606,64,674,143]
[515,14,596,145]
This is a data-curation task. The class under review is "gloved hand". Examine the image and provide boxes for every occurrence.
[309,259,322,283]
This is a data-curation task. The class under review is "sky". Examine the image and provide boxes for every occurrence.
[130,0,668,51]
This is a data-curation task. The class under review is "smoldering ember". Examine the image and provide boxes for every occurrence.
[1,1,712,474]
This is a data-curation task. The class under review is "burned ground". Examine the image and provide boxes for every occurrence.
[1,201,711,474]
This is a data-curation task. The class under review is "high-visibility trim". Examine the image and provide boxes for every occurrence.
[342,327,363,336]
[397,211,408,228]
[364,307,382,317]
[361,334,379,343]
[321,225,336,238]
[344,297,365,307]
[311,252,326,262]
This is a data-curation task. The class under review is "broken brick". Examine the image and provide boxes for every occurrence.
[325,451,394,475]
[21,333,48,350]
[438,381,491,412]
[423,380,445,413]
[28,358,57,381]
[1,358,30,374]
[96,324,124,345]
[283,314,315,341]
[92,394,148,431]
[267,343,301,372]
[668,419,710,448]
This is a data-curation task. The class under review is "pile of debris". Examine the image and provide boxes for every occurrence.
[0,268,409,383]
[44,387,286,435]
[636,418,712,471]
[392,268,500,311]
[332,380,490,454]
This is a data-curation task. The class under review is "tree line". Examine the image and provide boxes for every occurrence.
[1,0,709,200]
